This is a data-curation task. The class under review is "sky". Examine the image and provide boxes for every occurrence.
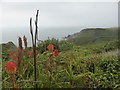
[0,0,119,46]
[1,2,118,28]
[0,0,119,2]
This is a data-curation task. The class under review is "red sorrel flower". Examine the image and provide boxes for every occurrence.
[36,50,38,54]
[27,51,32,56]
[5,62,16,74]
[17,47,24,52]
[10,52,14,56]
[54,49,59,57]
[11,56,17,61]
[47,44,54,52]
[22,47,24,51]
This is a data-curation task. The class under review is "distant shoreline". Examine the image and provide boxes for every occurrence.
[1,27,118,47]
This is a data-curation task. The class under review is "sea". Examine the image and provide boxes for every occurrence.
[1,27,83,47]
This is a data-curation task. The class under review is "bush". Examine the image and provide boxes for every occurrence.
[37,38,74,53]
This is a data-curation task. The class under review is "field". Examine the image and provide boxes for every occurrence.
[2,39,120,88]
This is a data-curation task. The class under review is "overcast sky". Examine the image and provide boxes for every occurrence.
[0,0,118,45]
[1,2,118,28]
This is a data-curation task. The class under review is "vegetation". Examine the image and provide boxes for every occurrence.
[66,27,118,45]
[0,42,17,53]
[2,38,120,88]
[37,38,74,53]
[1,10,120,89]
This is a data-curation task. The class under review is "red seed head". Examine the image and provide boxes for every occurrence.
[54,49,59,57]
[5,62,16,74]
[47,44,54,52]
[12,56,17,61]
[27,51,32,56]
[23,35,28,49]
[17,47,24,52]
[36,50,38,54]
[10,52,14,56]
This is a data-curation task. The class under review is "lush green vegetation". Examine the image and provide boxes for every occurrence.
[0,42,17,52]
[66,28,118,45]
[2,38,120,88]
[37,38,74,53]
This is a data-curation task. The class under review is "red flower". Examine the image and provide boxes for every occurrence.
[36,50,38,54]
[27,51,32,56]
[54,49,59,57]
[47,44,54,52]
[11,56,17,61]
[22,47,24,51]
[5,62,16,74]
[10,52,14,56]
[17,47,24,52]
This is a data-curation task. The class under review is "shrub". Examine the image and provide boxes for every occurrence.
[37,38,73,53]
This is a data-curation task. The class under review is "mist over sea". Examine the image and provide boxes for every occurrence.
[2,27,82,47]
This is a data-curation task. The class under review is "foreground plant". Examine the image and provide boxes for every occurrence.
[23,35,28,49]
[47,44,54,52]
[17,37,23,74]
[27,50,38,57]
[5,62,16,88]
[54,49,59,57]
[29,10,39,87]
[45,45,59,72]
[10,52,15,56]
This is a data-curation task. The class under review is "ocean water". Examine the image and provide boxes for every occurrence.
[2,27,82,46]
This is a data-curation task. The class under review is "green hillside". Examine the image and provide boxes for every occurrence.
[0,42,17,53]
[66,27,118,45]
